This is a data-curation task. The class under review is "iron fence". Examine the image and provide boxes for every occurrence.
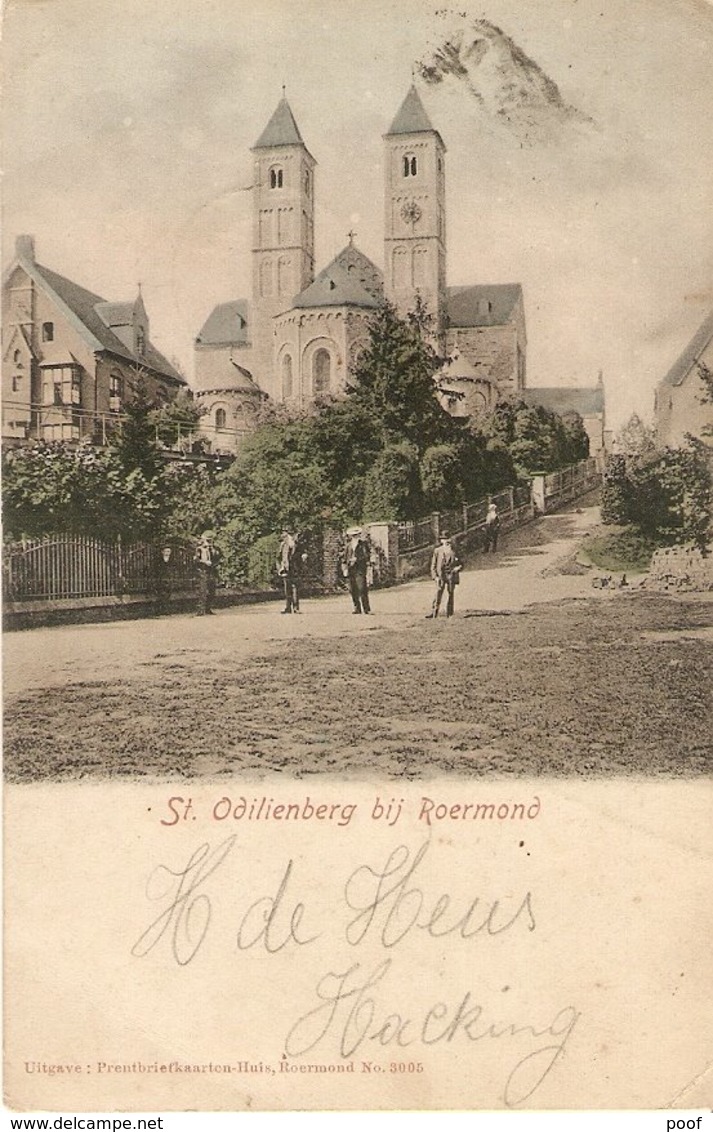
[397,515,436,553]
[3,535,196,603]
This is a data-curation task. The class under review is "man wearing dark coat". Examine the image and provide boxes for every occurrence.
[427,533,462,618]
[277,528,306,613]
[340,527,373,614]
[194,531,220,615]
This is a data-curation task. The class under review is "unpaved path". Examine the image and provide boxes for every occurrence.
[5,501,607,697]
[5,498,712,783]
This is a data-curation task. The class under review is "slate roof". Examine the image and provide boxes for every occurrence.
[387,86,441,141]
[293,244,384,310]
[195,344,266,394]
[660,309,713,387]
[253,98,313,158]
[10,254,184,384]
[446,284,523,329]
[521,386,604,416]
[94,301,134,327]
[196,300,250,347]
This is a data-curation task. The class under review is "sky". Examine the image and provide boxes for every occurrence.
[3,0,713,429]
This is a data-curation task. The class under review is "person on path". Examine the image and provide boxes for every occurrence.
[277,528,307,613]
[483,502,501,553]
[340,527,373,614]
[427,533,462,618]
[194,531,220,615]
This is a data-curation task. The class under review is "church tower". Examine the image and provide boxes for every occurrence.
[383,86,446,333]
[251,96,316,398]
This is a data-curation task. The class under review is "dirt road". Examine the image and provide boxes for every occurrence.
[5,500,712,781]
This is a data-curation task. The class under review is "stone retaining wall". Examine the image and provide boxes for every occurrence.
[644,546,713,592]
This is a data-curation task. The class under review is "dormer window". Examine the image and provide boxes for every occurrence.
[270,166,284,189]
[403,154,417,177]
[478,299,492,316]
[42,322,54,342]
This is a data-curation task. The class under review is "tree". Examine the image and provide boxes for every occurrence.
[306,396,382,524]
[150,391,206,450]
[421,443,465,511]
[347,299,455,454]
[602,443,711,550]
[210,415,332,583]
[615,412,658,458]
[362,442,422,522]
[2,441,108,539]
[480,398,589,475]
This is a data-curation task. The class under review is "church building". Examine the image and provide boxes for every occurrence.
[194,86,527,452]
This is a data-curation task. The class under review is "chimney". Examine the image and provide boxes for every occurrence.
[16,235,35,262]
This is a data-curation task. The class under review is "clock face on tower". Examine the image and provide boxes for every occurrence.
[400,200,422,225]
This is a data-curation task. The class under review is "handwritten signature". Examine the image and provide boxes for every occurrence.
[131,837,573,1104]
[133,837,534,964]
[285,957,579,1107]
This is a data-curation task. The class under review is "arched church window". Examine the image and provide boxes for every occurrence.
[413,246,428,288]
[403,154,417,177]
[282,355,293,399]
[278,255,291,294]
[136,326,146,356]
[260,259,273,297]
[270,166,284,189]
[313,348,331,395]
[304,168,310,194]
[471,390,488,414]
[215,408,227,430]
[13,349,22,366]
[393,246,410,289]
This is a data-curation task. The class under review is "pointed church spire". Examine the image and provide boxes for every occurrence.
[253,96,306,149]
[386,85,437,137]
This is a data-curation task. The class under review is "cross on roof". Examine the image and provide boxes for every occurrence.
[347,229,356,245]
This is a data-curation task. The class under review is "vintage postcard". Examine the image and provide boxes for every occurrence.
[2,0,712,1116]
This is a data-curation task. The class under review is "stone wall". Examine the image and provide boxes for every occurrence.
[644,546,713,592]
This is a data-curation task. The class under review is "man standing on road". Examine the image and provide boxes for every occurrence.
[340,527,373,614]
[483,502,501,553]
[194,531,220,616]
[427,532,462,619]
[277,527,307,613]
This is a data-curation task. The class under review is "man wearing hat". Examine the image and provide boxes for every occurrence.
[194,531,220,616]
[427,532,462,618]
[339,526,373,614]
[484,502,501,553]
[276,527,307,613]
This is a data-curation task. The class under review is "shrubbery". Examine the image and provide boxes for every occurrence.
[602,443,711,551]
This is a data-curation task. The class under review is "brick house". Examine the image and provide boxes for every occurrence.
[2,236,186,445]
